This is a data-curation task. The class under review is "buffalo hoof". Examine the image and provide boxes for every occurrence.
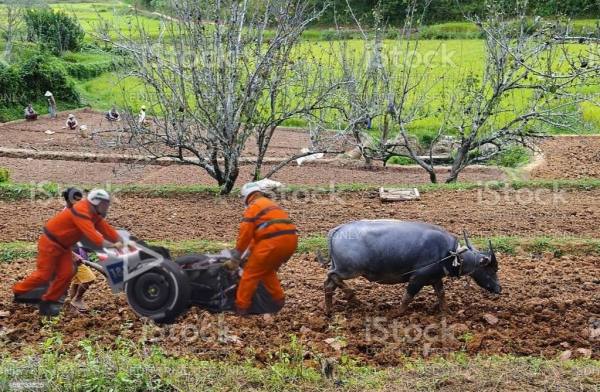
[397,305,409,315]
[434,302,449,314]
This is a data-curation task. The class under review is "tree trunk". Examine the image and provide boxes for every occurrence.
[253,154,264,181]
[3,39,13,62]
[219,165,239,195]
[446,145,468,183]
[428,169,437,184]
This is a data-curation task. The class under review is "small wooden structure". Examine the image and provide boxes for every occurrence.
[379,187,420,202]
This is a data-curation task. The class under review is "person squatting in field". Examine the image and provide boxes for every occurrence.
[225,182,298,315]
[13,189,125,316]
[66,114,78,130]
[24,104,38,121]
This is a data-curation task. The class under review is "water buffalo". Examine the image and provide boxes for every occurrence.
[318,220,501,315]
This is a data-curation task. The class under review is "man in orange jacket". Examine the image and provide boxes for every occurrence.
[230,182,298,315]
[13,189,124,316]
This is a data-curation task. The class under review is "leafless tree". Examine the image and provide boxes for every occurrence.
[98,0,341,193]
[334,0,598,183]
[1,0,26,62]
[331,0,450,183]
[442,3,598,182]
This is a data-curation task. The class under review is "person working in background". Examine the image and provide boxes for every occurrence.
[45,91,57,119]
[66,114,78,130]
[105,105,120,122]
[138,105,147,126]
[24,104,38,121]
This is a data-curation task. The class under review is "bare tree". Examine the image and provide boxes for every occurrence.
[331,0,450,182]
[333,1,597,183]
[441,3,598,182]
[1,0,27,62]
[98,0,340,193]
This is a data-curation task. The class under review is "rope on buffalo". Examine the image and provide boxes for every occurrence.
[396,246,468,278]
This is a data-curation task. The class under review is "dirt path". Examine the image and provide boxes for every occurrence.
[0,156,506,187]
[0,109,336,158]
[1,251,597,364]
[1,187,599,242]
[531,136,600,179]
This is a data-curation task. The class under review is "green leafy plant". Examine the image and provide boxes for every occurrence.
[24,8,85,55]
[0,168,9,183]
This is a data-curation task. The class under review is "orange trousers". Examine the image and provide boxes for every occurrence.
[235,235,298,311]
[13,235,76,302]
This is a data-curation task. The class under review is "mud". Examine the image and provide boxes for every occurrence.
[531,136,600,179]
[0,109,341,158]
[0,252,598,365]
[0,188,599,242]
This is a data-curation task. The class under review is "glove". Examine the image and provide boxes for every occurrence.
[220,248,242,262]
[112,241,125,250]
[223,259,240,271]
[230,249,242,262]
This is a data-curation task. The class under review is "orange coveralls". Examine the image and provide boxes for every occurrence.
[13,199,119,302]
[235,194,298,311]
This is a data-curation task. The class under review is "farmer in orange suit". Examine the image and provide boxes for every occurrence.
[13,189,124,316]
[228,182,298,315]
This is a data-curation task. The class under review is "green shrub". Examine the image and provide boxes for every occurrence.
[0,64,23,105]
[490,146,531,168]
[386,155,414,165]
[19,54,80,103]
[0,168,9,183]
[63,61,115,79]
[24,8,85,55]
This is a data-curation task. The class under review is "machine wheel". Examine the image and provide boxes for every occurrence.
[125,260,190,324]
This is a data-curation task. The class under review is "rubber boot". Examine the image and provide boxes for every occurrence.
[39,301,62,317]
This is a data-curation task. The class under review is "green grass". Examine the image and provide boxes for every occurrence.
[0,241,36,263]
[4,234,600,263]
[488,146,532,168]
[5,178,600,201]
[48,2,165,41]
[72,37,600,137]
[0,338,597,391]
[2,2,600,135]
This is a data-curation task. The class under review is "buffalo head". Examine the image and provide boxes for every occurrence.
[460,231,501,294]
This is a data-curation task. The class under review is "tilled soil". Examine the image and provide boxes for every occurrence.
[1,188,599,242]
[0,252,598,365]
[0,109,340,158]
[531,136,600,179]
[0,156,506,186]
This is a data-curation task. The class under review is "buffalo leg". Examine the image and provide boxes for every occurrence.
[398,279,424,315]
[432,280,448,313]
[324,274,338,316]
[329,273,357,301]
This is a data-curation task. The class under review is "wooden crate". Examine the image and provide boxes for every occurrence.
[379,187,420,201]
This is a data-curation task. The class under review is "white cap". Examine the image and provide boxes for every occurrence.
[44,91,53,97]
[68,114,74,119]
[87,189,110,205]
[240,182,262,204]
